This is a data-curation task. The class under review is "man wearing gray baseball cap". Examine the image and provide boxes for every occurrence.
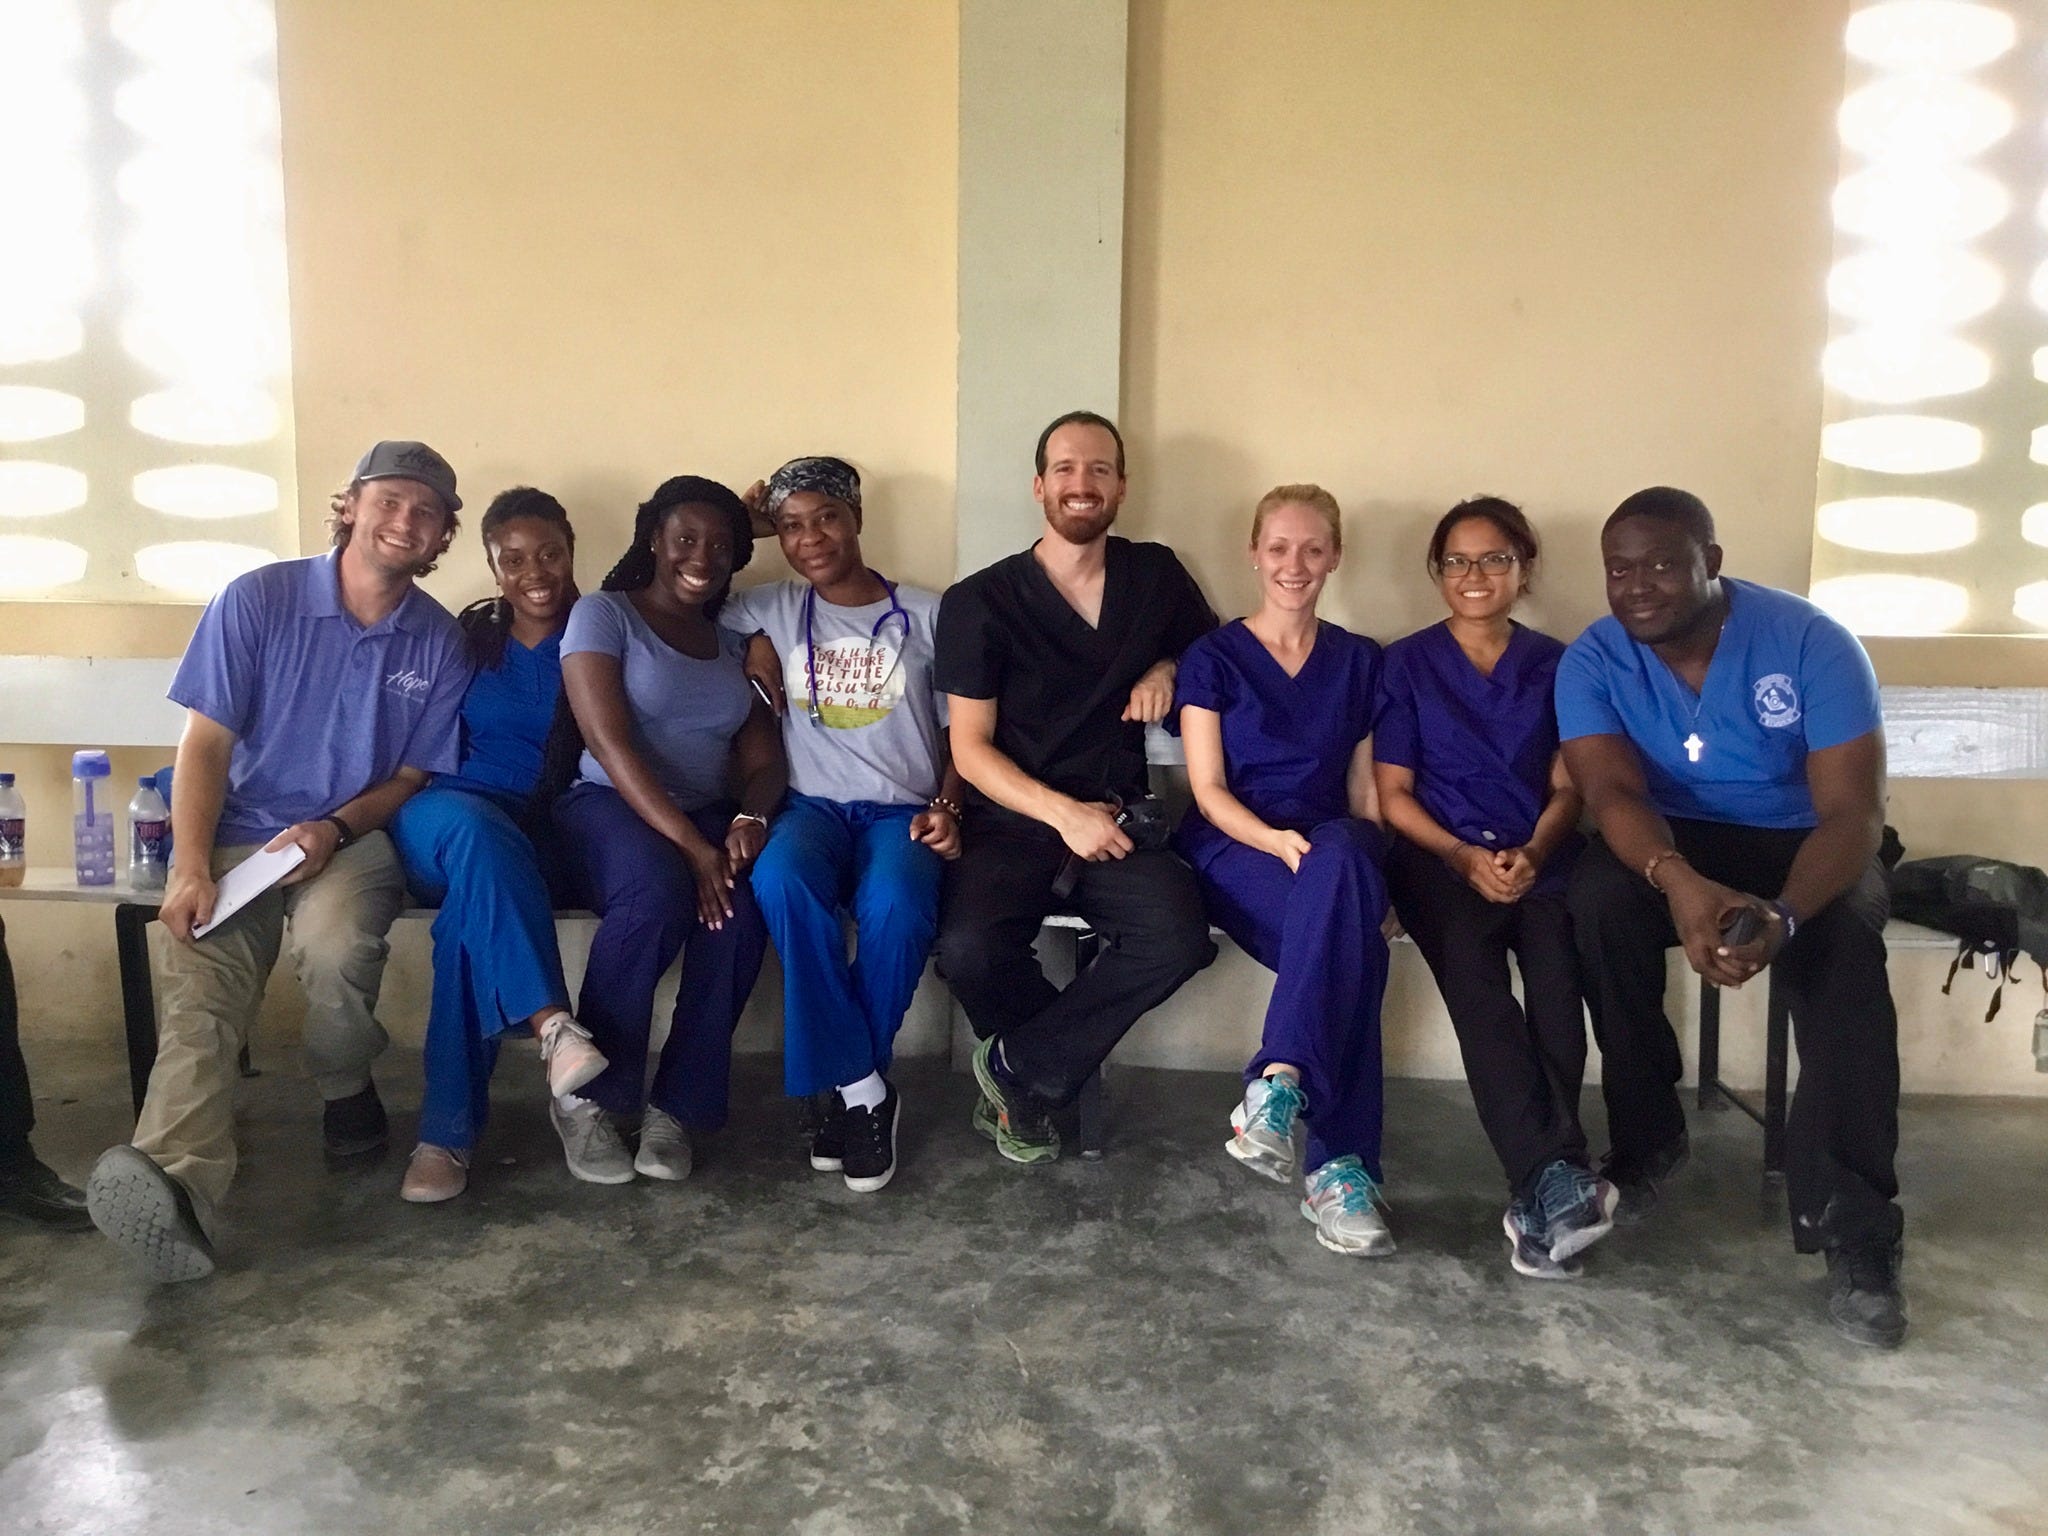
[87,439,472,1283]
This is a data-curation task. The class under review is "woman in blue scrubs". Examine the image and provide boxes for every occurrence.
[1174,485,1395,1258]
[1374,497,1611,1279]
[388,488,606,1203]
[553,477,784,1187]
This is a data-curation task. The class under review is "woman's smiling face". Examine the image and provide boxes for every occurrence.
[649,501,736,610]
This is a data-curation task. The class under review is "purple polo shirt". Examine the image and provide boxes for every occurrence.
[1375,620,1576,889]
[169,552,470,843]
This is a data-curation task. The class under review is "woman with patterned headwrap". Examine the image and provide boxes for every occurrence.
[723,457,964,1193]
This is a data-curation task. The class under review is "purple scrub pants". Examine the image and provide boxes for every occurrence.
[555,784,768,1129]
[1190,818,1390,1180]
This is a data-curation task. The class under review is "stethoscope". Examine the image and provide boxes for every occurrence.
[802,576,912,726]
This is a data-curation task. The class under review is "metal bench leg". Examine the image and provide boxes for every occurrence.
[113,902,159,1120]
[1077,1066,1108,1160]
[1697,977,1724,1111]
[1763,972,1789,1186]
[1072,928,1108,1160]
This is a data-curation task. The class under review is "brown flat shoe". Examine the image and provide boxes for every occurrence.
[399,1144,469,1204]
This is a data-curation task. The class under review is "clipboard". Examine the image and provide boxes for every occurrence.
[192,843,308,938]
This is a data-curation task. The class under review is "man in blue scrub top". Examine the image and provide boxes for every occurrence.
[1557,486,1905,1348]
[86,441,471,1283]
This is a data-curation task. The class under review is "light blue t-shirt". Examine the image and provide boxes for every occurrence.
[560,590,752,811]
[720,578,946,807]
[169,552,469,843]
[1554,577,1882,830]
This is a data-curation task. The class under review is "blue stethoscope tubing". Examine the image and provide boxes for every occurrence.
[803,576,911,726]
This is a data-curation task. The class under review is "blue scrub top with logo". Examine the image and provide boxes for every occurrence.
[1376,619,1576,890]
[1553,577,1882,830]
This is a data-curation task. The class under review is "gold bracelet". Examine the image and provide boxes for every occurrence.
[1643,848,1688,892]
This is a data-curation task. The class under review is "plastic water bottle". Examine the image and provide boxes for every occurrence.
[72,749,115,886]
[0,772,24,889]
[128,776,170,892]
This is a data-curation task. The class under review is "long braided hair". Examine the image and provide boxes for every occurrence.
[456,487,579,672]
[534,475,756,805]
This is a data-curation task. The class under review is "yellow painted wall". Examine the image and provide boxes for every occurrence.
[4,0,958,1038]
[1120,0,2044,869]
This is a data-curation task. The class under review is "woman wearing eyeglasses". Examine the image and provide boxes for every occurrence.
[1374,497,1613,1281]
[725,457,965,1194]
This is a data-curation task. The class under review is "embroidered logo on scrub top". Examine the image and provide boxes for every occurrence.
[1752,674,1802,730]
[789,638,906,729]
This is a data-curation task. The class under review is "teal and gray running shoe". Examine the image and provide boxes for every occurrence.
[1226,1074,1306,1183]
[1300,1155,1395,1256]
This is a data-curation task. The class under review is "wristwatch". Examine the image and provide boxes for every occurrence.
[730,811,769,833]
[322,814,356,850]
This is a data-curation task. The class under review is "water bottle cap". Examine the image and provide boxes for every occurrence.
[0,772,13,786]
[138,775,156,788]
[72,750,111,778]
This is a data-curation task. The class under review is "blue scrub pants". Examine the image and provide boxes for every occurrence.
[555,783,768,1129]
[747,793,942,1098]
[389,786,577,1151]
[1190,818,1390,1179]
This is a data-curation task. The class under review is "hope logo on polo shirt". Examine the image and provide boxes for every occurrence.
[1752,673,1801,730]
[384,666,436,702]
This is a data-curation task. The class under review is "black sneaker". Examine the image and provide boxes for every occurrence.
[86,1145,216,1283]
[841,1083,900,1194]
[1827,1238,1907,1349]
[809,1092,848,1173]
[0,1157,93,1232]
[323,1082,388,1157]
[1600,1130,1690,1225]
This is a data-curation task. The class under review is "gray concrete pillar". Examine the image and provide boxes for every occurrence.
[955,0,1129,576]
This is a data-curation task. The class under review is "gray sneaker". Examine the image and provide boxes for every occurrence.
[1535,1159,1618,1264]
[634,1107,693,1182]
[1227,1074,1306,1184]
[550,1096,634,1184]
[1300,1155,1396,1257]
[1504,1196,1581,1281]
[86,1145,216,1283]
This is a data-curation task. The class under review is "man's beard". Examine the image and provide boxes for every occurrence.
[1043,497,1119,545]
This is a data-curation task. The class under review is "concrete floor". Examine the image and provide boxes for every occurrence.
[3,1042,2046,1536]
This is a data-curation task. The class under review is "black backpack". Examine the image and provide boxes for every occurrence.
[1888,855,2048,1021]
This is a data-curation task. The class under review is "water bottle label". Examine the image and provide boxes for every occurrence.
[0,816,22,861]
[133,819,168,857]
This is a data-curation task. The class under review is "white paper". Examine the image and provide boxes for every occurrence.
[192,843,307,938]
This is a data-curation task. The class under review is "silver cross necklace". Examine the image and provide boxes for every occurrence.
[1669,614,1728,765]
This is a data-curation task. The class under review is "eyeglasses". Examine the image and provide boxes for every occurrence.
[1437,552,1520,577]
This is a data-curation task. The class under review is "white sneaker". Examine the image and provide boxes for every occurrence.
[1300,1155,1396,1257]
[634,1107,693,1181]
[538,1013,607,1099]
[550,1095,634,1184]
[1226,1075,1306,1184]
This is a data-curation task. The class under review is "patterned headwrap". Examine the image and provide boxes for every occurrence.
[762,456,862,522]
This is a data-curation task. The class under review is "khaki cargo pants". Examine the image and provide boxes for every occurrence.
[131,833,407,1226]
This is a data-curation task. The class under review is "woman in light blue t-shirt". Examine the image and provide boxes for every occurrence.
[551,476,786,1187]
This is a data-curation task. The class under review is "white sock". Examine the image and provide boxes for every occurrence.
[839,1071,886,1111]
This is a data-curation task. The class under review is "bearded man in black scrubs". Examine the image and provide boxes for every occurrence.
[935,410,1219,1164]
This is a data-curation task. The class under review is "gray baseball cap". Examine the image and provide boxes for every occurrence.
[352,440,462,513]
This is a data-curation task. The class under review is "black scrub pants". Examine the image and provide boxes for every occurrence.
[1567,819,1903,1252]
[1385,839,1589,1199]
[0,915,35,1173]
[934,816,1216,1108]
